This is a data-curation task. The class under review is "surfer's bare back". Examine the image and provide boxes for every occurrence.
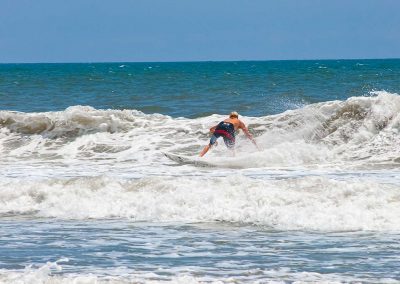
[199,111,259,157]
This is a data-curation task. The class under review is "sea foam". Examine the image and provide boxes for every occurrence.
[1,92,400,232]
[0,175,399,232]
[0,91,399,168]
[0,257,397,284]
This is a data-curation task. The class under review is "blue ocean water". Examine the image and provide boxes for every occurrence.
[1,60,400,117]
[1,59,400,283]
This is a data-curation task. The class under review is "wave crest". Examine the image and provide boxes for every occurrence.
[0,106,150,138]
[0,91,400,167]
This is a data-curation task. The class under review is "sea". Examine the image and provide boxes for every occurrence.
[0,59,400,283]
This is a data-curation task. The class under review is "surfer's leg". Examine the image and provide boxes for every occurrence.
[199,144,211,157]
[200,135,218,157]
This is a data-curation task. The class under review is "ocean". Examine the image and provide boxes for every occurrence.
[0,59,400,283]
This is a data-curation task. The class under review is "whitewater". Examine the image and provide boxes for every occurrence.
[1,60,400,283]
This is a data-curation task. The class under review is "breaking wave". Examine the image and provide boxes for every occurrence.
[1,91,400,232]
[1,175,399,231]
[0,91,399,167]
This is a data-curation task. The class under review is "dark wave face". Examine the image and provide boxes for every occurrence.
[1,59,400,117]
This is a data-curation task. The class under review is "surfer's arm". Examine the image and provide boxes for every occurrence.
[209,125,217,133]
[240,123,260,150]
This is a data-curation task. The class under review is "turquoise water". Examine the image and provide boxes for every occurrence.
[1,60,400,283]
[1,59,400,116]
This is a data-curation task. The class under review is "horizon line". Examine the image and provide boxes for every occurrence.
[1,57,399,65]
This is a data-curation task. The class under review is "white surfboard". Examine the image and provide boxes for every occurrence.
[163,152,217,167]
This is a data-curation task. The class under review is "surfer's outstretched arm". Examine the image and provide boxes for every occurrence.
[240,123,260,150]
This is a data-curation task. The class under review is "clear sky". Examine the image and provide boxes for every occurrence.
[1,0,399,63]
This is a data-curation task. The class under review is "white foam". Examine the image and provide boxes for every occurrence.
[1,93,400,232]
[0,258,396,283]
[0,175,399,232]
[1,92,400,174]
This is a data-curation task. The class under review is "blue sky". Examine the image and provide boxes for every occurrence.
[1,0,399,62]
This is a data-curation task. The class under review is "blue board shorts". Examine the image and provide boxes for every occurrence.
[210,131,235,149]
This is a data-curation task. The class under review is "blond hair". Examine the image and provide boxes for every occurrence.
[229,111,239,118]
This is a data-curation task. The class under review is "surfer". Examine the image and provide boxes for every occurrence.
[199,111,259,157]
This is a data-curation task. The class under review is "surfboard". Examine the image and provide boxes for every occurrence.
[163,152,217,167]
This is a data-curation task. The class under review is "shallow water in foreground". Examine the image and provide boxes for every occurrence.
[1,219,400,283]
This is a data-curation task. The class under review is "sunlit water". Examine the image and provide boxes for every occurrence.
[1,60,400,283]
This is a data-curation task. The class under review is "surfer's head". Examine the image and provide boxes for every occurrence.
[229,111,239,118]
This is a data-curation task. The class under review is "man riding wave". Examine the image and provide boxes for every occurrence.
[199,111,259,157]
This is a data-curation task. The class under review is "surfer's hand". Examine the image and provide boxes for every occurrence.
[253,142,261,151]
[250,138,261,151]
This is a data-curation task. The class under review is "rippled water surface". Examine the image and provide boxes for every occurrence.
[1,220,400,283]
[1,60,400,283]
